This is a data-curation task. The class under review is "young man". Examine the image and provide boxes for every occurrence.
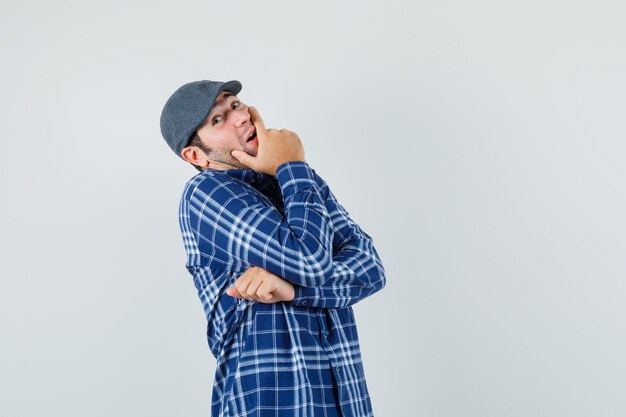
[160,79,387,417]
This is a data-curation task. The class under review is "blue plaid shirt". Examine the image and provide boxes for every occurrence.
[178,161,386,417]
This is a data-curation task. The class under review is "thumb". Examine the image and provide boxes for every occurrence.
[249,106,266,136]
[231,150,255,168]
[226,286,241,298]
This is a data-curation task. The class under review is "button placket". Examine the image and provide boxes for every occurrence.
[317,313,330,341]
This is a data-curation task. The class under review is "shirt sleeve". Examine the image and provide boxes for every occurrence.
[186,161,335,288]
[290,170,387,308]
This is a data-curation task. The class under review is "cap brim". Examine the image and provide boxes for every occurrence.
[221,80,242,95]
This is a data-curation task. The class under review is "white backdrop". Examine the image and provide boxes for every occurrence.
[1,1,625,416]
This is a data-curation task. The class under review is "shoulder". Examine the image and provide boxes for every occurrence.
[181,170,259,208]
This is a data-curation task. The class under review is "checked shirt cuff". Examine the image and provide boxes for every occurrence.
[291,285,320,307]
[275,161,318,196]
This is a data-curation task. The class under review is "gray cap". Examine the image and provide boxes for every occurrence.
[160,79,242,158]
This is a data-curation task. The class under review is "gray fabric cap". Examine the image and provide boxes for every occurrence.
[160,79,242,158]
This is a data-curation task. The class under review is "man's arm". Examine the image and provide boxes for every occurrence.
[228,170,386,308]
[221,106,385,306]
[185,160,336,288]
[290,174,386,308]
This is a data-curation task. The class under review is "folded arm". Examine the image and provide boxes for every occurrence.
[185,161,335,288]
[227,168,387,308]
[290,170,386,308]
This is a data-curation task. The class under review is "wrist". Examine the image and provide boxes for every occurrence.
[275,161,317,195]
[274,159,306,175]
[291,285,319,307]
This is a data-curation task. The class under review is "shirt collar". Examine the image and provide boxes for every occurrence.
[203,168,273,184]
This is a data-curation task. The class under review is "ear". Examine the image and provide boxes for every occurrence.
[181,146,209,169]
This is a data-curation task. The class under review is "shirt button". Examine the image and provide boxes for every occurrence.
[336,367,341,372]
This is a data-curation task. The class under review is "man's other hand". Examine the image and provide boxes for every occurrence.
[230,106,305,176]
[226,266,295,303]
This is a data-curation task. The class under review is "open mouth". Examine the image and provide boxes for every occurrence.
[246,130,257,142]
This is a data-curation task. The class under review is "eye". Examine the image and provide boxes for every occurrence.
[232,101,241,109]
[212,115,222,125]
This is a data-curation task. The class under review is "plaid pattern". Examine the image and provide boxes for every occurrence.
[178,161,386,417]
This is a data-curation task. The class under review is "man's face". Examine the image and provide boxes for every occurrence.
[190,90,258,170]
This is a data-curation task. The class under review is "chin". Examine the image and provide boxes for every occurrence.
[245,147,258,157]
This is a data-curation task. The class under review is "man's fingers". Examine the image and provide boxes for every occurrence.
[231,107,266,168]
[256,280,276,302]
[226,286,244,298]
[234,270,255,297]
[231,149,255,168]
[246,275,264,299]
[249,106,265,134]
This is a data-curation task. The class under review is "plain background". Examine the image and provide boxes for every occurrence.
[1,0,625,416]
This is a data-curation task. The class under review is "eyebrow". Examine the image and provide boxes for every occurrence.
[213,91,233,108]
[209,93,235,118]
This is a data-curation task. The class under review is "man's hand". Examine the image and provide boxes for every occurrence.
[231,107,305,176]
[226,266,295,303]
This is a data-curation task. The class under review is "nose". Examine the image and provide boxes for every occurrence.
[233,106,251,127]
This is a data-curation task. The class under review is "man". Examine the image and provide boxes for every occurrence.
[160,79,387,417]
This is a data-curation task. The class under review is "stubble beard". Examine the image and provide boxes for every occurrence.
[207,147,254,170]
